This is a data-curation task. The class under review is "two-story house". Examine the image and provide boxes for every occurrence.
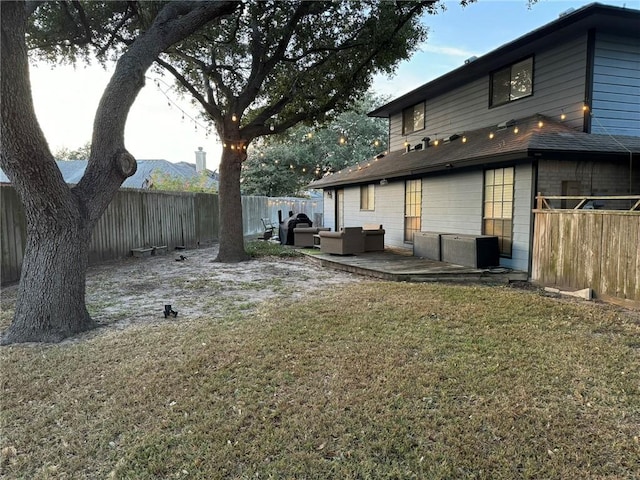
[309,2,640,274]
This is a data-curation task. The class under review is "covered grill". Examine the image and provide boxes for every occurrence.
[279,213,312,245]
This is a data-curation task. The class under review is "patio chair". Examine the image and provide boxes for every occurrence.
[318,227,365,255]
[294,226,331,248]
[259,218,277,241]
[362,224,385,251]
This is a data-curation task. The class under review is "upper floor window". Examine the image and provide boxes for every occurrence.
[360,184,375,211]
[490,57,533,107]
[402,102,425,135]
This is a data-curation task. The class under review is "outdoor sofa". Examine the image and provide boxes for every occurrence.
[318,227,365,255]
[293,226,331,248]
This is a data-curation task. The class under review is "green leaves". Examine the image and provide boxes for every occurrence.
[241,93,389,196]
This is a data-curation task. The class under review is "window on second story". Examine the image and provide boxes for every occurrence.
[402,102,425,135]
[490,57,533,107]
[360,184,375,211]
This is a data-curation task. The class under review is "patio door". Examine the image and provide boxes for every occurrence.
[335,188,344,231]
[404,179,422,243]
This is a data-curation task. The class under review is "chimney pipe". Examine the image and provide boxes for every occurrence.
[195,147,206,172]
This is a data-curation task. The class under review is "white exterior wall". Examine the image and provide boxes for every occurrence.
[322,190,335,229]
[422,171,484,235]
[421,165,534,272]
[336,183,406,247]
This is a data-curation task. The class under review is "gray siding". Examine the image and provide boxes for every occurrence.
[537,158,637,197]
[506,163,534,272]
[388,36,589,152]
[591,33,640,136]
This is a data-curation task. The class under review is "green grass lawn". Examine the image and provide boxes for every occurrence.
[1,282,639,479]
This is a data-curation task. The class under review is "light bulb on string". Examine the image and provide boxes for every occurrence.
[489,132,495,139]
[231,113,238,122]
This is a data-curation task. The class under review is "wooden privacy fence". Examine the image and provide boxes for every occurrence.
[1,186,322,285]
[532,195,640,305]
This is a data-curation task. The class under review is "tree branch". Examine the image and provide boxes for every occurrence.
[155,56,224,125]
[75,0,238,221]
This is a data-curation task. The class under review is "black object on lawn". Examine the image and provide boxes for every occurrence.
[164,305,178,318]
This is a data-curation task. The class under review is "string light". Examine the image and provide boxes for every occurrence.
[489,132,494,139]
[513,126,519,134]
[149,76,211,134]
[462,136,467,143]
[231,113,238,122]
[538,121,544,128]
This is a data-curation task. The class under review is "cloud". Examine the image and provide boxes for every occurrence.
[418,43,477,58]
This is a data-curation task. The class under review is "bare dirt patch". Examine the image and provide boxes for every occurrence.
[0,245,366,342]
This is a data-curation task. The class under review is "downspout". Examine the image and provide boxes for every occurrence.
[529,156,540,280]
[583,28,596,133]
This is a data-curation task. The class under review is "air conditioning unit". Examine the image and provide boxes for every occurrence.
[440,234,500,268]
[413,232,444,261]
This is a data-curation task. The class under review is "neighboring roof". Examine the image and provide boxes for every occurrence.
[0,159,218,189]
[309,115,640,189]
[369,3,640,118]
[130,160,218,189]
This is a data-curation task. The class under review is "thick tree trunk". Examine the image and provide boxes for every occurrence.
[0,1,238,344]
[1,214,94,344]
[216,148,250,262]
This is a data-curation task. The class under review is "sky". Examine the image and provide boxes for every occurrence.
[28,0,637,171]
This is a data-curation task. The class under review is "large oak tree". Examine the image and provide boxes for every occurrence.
[0,1,237,344]
[1,0,457,344]
[156,1,436,261]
